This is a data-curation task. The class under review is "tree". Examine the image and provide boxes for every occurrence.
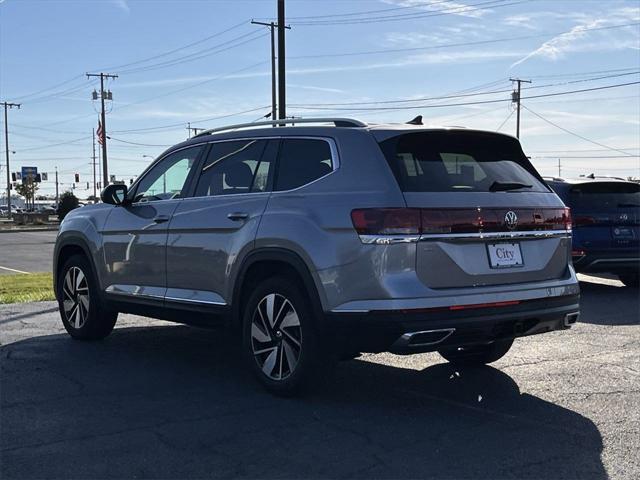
[57,191,79,220]
[15,180,39,210]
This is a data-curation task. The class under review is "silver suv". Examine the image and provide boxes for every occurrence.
[54,117,580,395]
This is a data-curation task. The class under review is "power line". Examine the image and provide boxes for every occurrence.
[280,0,454,20]
[290,70,639,107]
[291,81,640,112]
[522,105,637,157]
[100,20,250,72]
[496,108,515,131]
[109,138,173,147]
[288,23,640,60]
[290,0,526,25]
[117,30,268,75]
[14,135,92,152]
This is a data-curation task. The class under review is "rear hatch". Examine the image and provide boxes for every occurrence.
[377,130,571,289]
[568,181,640,253]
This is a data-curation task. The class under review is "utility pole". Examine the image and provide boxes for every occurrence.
[251,19,290,123]
[558,158,561,178]
[509,78,531,139]
[87,72,117,186]
[186,122,205,138]
[92,128,97,202]
[2,101,20,219]
[55,167,59,206]
[277,0,287,121]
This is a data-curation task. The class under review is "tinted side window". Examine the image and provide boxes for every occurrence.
[275,139,333,191]
[195,140,268,196]
[133,146,202,203]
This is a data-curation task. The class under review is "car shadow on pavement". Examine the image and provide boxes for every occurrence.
[578,279,639,326]
[1,325,605,479]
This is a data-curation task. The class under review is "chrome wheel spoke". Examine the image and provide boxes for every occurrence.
[251,322,271,343]
[261,348,278,377]
[281,328,301,348]
[282,340,298,373]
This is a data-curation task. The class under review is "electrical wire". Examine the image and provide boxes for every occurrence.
[290,0,526,26]
[291,81,640,111]
[288,22,639,60]
[496,108,515,131]
[521,105,637,157]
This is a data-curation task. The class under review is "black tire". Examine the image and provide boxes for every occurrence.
[618,273,639,287]
[242,276,331,396]
[438,339,514,366]
[57,254,117,340]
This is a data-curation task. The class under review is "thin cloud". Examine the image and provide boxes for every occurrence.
[511,8,640,67]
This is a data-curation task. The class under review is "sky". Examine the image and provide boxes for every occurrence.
[0,0,639,198]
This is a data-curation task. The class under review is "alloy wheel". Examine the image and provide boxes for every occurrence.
[62,266,90,329]
[250,293,302,381]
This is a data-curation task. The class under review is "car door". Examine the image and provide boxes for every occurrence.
[165,138,278,309]
[101,145,204,302]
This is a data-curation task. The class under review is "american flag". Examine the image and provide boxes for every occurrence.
[97,120,105,145]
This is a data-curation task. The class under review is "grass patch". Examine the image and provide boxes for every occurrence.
[0,272,55,304]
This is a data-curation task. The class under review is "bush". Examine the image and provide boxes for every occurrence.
[57,191,79,220]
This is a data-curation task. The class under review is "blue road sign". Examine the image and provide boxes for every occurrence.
[21,166,38,178]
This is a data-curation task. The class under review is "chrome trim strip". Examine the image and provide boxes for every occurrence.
[360,235,420,244]
[104,286,165,301]
[419,230,570,241]
[358,230,570,244]
[588,258,640,265]
[164,296,227,306]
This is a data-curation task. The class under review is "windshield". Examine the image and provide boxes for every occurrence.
[570,182,640,211]
[378,131,548,193]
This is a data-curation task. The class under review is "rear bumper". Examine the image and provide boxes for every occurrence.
[573,252,640,274]
[326,294,580,355]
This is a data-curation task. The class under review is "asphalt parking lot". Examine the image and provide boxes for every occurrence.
[1,274,638,479]
[0,231,57,274]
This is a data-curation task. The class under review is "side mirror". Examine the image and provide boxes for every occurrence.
[101,184,128,205]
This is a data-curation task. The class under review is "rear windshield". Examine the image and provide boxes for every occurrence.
[378,131,548,193]
[570,182,640,210]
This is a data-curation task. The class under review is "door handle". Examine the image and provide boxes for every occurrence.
[227,212,249,221]
[153,215,170,224]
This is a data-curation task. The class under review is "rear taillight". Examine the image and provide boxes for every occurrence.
[351,207,572,236]
[350,208,420,235]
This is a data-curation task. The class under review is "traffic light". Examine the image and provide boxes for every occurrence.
[86,182,90,189]
[75,173,80,182]
[11,173,16,182]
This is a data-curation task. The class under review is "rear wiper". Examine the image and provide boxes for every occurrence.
[618,203,640,208]
[489,181,533,192]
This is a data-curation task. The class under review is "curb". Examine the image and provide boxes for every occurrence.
[0,226,59,233]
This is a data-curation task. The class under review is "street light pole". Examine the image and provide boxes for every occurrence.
[2,101,20,218]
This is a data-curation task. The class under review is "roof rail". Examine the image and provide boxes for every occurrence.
[193,117,367,137]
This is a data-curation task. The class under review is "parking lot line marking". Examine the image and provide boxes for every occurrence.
[0,265,30,274]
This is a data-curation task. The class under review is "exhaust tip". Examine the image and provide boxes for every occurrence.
[564,312,579,327]
[393,328,455,349]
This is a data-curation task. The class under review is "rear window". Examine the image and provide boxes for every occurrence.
[379,131,548,193]
[570,182,640,210]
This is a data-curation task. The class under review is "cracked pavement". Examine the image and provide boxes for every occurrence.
[1,274,638,479]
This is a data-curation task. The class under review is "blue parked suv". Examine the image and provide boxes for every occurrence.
[546,176,640,287]
[54,118,580,395]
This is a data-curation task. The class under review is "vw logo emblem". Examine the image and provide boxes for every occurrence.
[505,211,518,230]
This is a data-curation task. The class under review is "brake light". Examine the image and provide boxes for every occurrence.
[572,249,586,257]
[350,208,420,235]
[351,207,572,235]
